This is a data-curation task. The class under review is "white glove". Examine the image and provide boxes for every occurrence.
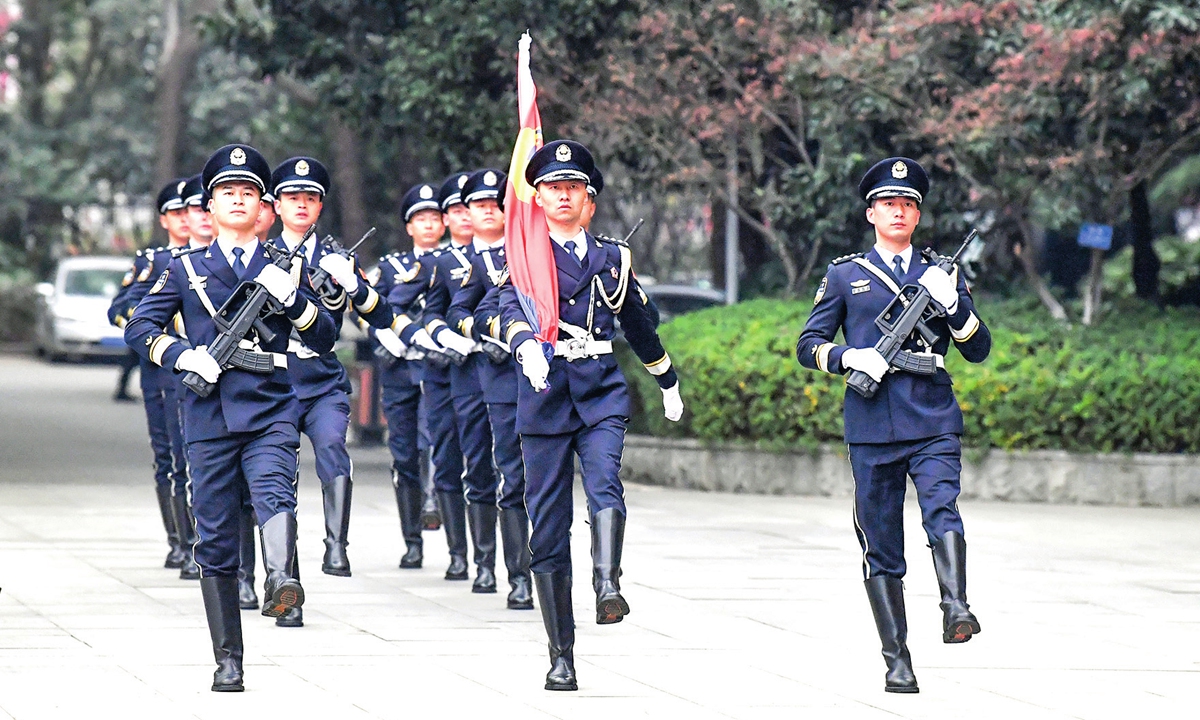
[662,383,684,422]
[410,328,441,353]
[176,346,221,383]
[318,253,359,293]
[376,328,406,357]
[438,330,476,357]
[255,264,297,307]
[841,347,889,383]
[918,266,958,315]
[515,339,549,392]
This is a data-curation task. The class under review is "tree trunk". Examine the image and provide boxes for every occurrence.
[1130,180,1160,304]
[329,116,368,248]
[1015,218,1069,321]
[1081,248,1104,326]
[152,0,213,194]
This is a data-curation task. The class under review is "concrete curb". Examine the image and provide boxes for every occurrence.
[619,435,1200,507]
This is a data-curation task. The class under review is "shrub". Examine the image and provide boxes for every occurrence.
[623,295,1200,454]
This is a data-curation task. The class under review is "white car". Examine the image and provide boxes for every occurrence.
[35,255,132,360]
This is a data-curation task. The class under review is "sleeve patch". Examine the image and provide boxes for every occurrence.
[149,270,170,295]
[813,276,828,305]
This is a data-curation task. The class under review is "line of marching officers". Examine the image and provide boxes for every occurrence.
[113,139,684,693]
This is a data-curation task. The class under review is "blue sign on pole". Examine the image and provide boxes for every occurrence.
[1077,223,1113,251]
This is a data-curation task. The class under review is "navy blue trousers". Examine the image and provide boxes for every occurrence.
[160,380,188,495]
[848,433,965,580]
[451,390,499,506]
[424,380,464,496]
[297,390,352,487]
[485,401,526,510]
[521,415,626,575]
[382,382,422,495]
[139,361,183,494]
[187,421,300,577]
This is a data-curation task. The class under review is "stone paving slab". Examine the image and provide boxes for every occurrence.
[2,356,1199,718]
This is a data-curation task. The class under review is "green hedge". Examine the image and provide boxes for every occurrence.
[621,295,1200,454]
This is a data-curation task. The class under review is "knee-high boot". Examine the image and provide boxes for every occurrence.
[499,506,533,609]
[590,508,629,625]
[437,491,469,580]
[393,467,424,568]
[321,475,353,577]
[170,493,201,580]
[467,502,498,593]
[533,572,577,691]
[156,485,186,569]
[237,505,259,610]
[200,576,244,692]
[864,576,919,693]
[259,513,304,619]
[419,447,441,530]
[931,531,980,643]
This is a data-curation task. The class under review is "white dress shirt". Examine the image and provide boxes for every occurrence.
[549,229,587,263]
[874,243,914,277]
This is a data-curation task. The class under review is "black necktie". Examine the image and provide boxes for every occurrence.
[892,255,905,281]
[232,247,247,278]
[563,240,581,267]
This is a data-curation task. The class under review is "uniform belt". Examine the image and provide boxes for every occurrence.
[286,338,321,360]
[554,338,613,360]
[234,339,288,369]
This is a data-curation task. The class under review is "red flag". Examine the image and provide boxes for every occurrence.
[504,33,559,345]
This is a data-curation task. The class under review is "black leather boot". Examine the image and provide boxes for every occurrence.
[157,485,186,568]
[321,475,353,577]
[393,467,424,569]
[419,448,441,530]
[864,576,919,693]
[591,508,630,625]
[200,576,244,692]
[237,506,259,610]
[468,503,498,594]
[170,493,201,580]
[931,531,981,643]
[260,513,304,618]
[437,491,469,580]
[500,507,534,609]
[534,572,577,691]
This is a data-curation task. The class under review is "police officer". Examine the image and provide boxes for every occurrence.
[796,158,991,694]
[498,140,684,690]
[370,182,449,570]
[423,171,504,595]
[125,144,336,692]
[445,168,534,610]
[382,176,477,581]
[268,156,393,596]
[108,178,200,580]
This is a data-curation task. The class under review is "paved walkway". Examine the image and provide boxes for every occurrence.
[1,356,1198,719]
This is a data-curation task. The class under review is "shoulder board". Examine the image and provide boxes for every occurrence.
[831,252,865,265]
[171,245,207,258]
[596,234,627,247]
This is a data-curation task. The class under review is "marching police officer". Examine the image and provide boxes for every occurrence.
[268,156,394,593]
[421,171,504,595]
[108,178,200,579]
[796,157,991,693]
[498,140,684,690]
[370,182,449,570]
[125,144,336,692]
[445,168,534,610]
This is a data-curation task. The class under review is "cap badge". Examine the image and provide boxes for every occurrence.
[230,147,247,166]
[891,161,908,179]
[419,185,433,200]
[484,171,497,187]
[556,144,572,162]
[295,160,310,176]
[458,175,468,189]
[177,181,186,194]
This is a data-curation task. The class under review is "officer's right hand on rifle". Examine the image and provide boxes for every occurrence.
[375,328,406,357]
[437,330,476,358]
[841,347,889,383]
[255,264,297,307]
[176,346,222,383]
[317,253,360,293]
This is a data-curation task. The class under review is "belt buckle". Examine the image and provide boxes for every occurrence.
[565,338,587,360]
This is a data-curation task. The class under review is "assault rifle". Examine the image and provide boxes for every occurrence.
[182,224,316,397]
[845,229,978,400]
[307,227,377,302]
